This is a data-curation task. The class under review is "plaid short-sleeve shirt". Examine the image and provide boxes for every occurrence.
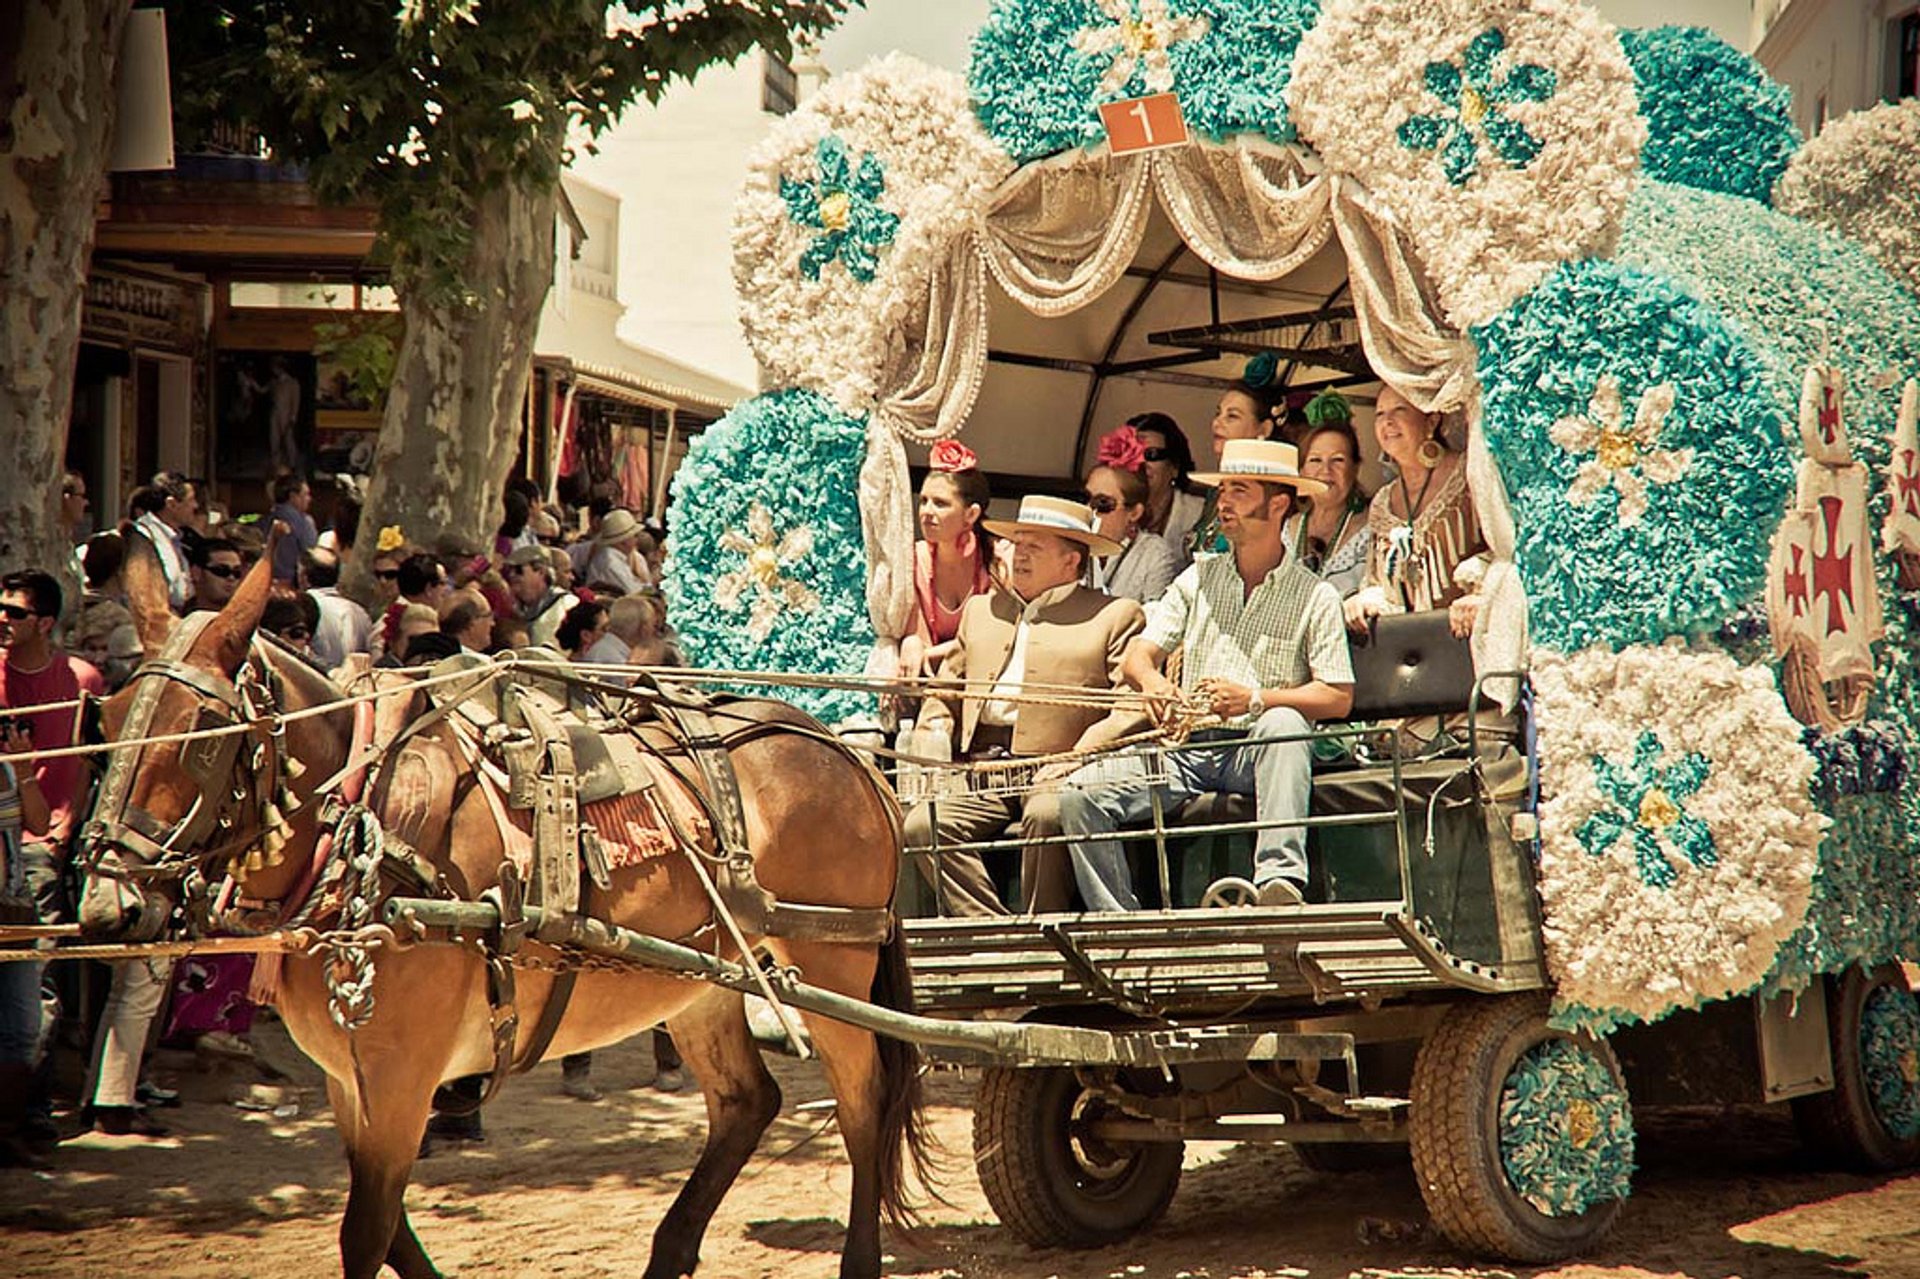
[1142,550,1354,723]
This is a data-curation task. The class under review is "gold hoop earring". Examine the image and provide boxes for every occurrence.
[1417,437,1445,467]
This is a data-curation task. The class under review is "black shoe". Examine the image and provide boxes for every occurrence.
[424,1110,485,1143]
[92,1106,170,1137]
[135,1081,182,1109]
[0,1135,51,1170]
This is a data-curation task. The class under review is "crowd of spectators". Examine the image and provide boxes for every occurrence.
[0,467,685,1165]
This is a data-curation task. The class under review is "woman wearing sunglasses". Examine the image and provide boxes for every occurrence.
[1083,426,1181,603]
[1124,412,1206,568]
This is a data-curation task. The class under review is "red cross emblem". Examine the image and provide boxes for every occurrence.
[1818,382,1841,445]
[1781,543,1810,619]
[1899,447,1920,519]
[1811,495,1855,636]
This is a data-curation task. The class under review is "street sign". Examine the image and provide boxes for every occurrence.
[1098,93,1191,156]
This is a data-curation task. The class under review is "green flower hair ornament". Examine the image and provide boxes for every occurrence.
[780,135,902,284]
[1398,27,1558,187]
[1303,388,1351,427]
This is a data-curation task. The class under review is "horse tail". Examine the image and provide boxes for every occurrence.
[870,924,945,1232]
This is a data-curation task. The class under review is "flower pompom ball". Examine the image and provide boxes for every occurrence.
[1618,26,1800,206]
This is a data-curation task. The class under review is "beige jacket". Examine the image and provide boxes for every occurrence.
[921,583,1146,757]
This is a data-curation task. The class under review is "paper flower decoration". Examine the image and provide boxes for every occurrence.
[664,389,876,724]
[1862,985,1920,1141]
[969,0,1323,163]
[734,54,1014,417]
[1530,643,1826,1028]
[1498,1038,1636,1218]
[1618,25,1801,205]
[1774,98,1920,300]
[928,439,979,473]
[1396,26,1557,187]
[1096,424,1149,473]
[375,525,406,554]
[1578,730,1715,890]
[1288,0,1644,329]
[780,136,901,284]
[715,502,821,643]
[1072,0,1211,96]
[1474,259,1792,652]
[1548,376,1690,528]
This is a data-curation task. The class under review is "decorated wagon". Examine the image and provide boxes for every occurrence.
[657,0,1920,1263]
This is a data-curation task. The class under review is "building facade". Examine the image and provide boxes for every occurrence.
[1751,0,1920,132]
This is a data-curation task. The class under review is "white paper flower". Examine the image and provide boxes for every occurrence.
[715,501,820,644]
[733,54,1014,418]
[1547,375,1691,527]
[1071,0,1211,98]
[1288,0,1645,328]
[1531,644,1827,1027]
[1774,99,1920,301]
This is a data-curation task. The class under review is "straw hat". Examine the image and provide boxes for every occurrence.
[1188,438,1327,494]
[594,509,643,546]
[981,495,1123,556]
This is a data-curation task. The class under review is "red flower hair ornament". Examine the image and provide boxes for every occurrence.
[928,439,978,473]
[1096,424,1149,474]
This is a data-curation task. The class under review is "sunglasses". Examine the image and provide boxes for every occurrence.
[1083,493,1120,514]
[373,568,400,581]
[202,563,244,580]
[0,604,38,621]
[278,625,312,641]
[1141,446,1171,462]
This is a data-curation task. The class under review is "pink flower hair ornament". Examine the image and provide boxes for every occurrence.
[928,439,978,473]
[1096,424,1149,474]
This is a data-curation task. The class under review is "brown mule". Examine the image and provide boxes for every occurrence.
[79,546,931,1279]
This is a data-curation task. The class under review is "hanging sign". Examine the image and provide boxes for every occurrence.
[1099,93,1191,156]
[1886,378,1920,589]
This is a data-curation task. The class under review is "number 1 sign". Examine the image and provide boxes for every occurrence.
[1098,93,1191,156]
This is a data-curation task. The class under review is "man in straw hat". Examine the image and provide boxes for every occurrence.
[1061,439,1355,911]
[581,507,650,596]
[903,496,1147,916]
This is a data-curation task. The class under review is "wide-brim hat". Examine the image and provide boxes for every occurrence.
[1189,438,1328,494]
[594,509,643,546]
[981,495,1123,557]
[504,543,550,569]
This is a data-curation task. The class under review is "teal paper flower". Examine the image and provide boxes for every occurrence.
[1498,1038,1636,1218]
[1619,26,1800,205]
[969,0,1323,164]
[1861,985,1920,1141]
[1579,731,1715,891]
[779,136,901,284]
[664,389,877,724]
[1397,27,1557,187]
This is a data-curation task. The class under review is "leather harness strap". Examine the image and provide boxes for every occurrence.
[512,969,578,1073]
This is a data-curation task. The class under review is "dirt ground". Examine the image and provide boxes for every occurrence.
[4,1016,1917,1279]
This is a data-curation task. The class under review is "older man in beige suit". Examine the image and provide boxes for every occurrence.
[904,496,1146,916]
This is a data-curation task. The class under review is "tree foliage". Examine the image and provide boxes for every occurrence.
[166,0,854,300]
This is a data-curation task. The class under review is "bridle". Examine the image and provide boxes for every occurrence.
[78,613,289,927]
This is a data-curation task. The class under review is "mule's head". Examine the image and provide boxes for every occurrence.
[77,540,273,941]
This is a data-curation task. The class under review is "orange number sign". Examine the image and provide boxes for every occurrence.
[1098,93,1191,156]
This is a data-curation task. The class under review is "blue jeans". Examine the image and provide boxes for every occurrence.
[0,956,42,1066]
[1061,708,1314,912]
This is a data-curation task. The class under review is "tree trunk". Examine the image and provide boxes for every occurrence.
[349,174,557,602]
[0,0,131,593]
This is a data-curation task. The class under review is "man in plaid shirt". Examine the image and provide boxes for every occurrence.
[1062,440,1355,911]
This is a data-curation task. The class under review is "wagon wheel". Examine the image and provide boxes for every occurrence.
[1792,962,1920,1171]
[973,1065,1183,1249]
[1199,876,1258,909]
[1409,993,1632,1262]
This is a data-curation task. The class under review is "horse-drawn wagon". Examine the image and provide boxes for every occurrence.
[28,1,1920,1276]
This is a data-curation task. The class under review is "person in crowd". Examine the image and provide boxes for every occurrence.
[305,548,372,671]
[581,509,649,596]
[128,473,196,613]
[268,474,319,586]
[188,537,247,614]
[439,596,495,657]
[640,526,667,583]
[317,480,361,559]
[61,471,91,548]
[1083,425,1181,604]
[902,496,1143,917]
[1128,412,1207,563]
[397,552,451,613]
[528,508,562,547]
[1284,393,1374,599]
[489,616,531,653]
[70,533,140,690]
[0,717,52,1167]
[602,595,656,665]
[402,629,461,666]
[374,603,442,669]
[547,546,578,595]
[495,488,534,559]
[898,441,995,684]
[1345,384,1487,639]
[1061,440,1353,912]
[1187,375,1289,560]
[260,594,324,669]
[556,598,610,663]
[504,544,576,649]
